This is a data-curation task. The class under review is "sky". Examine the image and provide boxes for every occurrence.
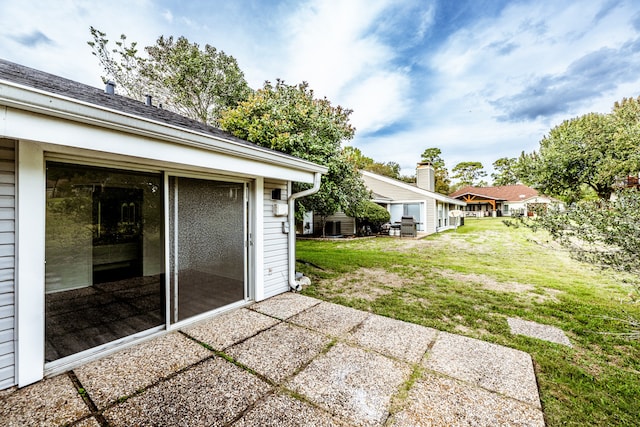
[1,0,640,179]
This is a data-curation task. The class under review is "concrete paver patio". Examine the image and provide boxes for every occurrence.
[0,293,545,426]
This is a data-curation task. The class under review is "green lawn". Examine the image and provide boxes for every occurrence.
[297,218,640,427]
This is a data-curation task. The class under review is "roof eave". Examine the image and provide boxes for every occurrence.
[361,170,466,206]
[0,79,328,175]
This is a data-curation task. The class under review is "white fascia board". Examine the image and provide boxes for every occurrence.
[5,108,313,183]
[361,170,466,206]
[0,81,327,179]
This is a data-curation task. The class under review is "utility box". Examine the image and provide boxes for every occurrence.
[273,203,288,216]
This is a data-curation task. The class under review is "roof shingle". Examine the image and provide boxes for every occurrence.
[449,185,539,201]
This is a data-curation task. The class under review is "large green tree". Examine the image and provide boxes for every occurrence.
[491,157,519,186]
[88,27,251,125]
[342,146,401,179]
[451,161,487,187]
[219,80,368,236]
[421,147,451,194]
[518,98,640,202]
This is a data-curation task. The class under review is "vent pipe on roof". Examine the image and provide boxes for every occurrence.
[145,94,153,107]
[105,80,115,95]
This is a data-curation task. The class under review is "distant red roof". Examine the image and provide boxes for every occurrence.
[449,185,539,201]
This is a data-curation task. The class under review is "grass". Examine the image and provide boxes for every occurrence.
[297,218,640,427]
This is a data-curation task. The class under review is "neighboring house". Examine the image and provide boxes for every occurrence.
[449,184,556,217]
[311,211,356,236]
[0,59,327,389]
[360,163,466,235]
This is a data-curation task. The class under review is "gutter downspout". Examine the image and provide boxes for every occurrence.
[288,172,322,291]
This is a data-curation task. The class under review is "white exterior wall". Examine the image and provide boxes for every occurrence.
[0,139,15,390]
[262,179,290,299]
[424,198,437,234]
[0,100,324,389]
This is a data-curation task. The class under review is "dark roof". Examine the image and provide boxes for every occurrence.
[0,58,265,152]
[449,184,539,201]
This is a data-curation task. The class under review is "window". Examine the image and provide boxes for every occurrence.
[45,162,164,362]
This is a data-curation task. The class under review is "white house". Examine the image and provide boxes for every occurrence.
[361,163,466,234]
[0,59,327,389]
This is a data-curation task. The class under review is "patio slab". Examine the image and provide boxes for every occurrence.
[233,392,346,427]
[102,357,272,426]
[226,322,331,383]
[182,307,280,350]
[250,292,321,319]
[347,314,438,363]
[287,342,411,426]
[288,301,369,337]
[0,374,90,426]
[424,332,541,408]
[74,332,211,409]
[390,372,545,427]
[1,293,544,426]
[508,317,572,347]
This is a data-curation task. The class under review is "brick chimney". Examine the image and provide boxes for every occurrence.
[416,162,435,191]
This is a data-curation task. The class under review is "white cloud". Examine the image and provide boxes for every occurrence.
[281,0,394,99]
[0,0,168,86]
[162,9,174,23]
[343,71,411,133]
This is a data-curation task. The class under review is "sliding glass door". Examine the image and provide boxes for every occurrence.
[169,176,247,322]
[45,162,164,362]
[44,163,248,363]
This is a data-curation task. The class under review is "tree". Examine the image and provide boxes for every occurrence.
[353,200,390,234]
[508,189,640,337]
[451,161,487,187]
[366,161,401,179]
[491,157,518,186]
[342,146,373,170]
[342,146,401,179]
[219,80,368,236]
[88,27,251,125]
[517,99,640,202]
[421,147,451,194]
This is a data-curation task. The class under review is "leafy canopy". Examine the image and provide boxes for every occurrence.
[88,27,251,125]
[517,97,640,202]
[491,157,519,186]
[451,161,487,187]
[342,146,401,180]
[219,80,368,233]
[421,147,451,194]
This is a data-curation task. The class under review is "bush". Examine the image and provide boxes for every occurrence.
[356,201,390,233]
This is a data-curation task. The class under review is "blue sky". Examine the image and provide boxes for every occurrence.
[1,0,639,179]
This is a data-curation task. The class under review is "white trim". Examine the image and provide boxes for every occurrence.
[0,81,327,176]
[45,325,164,377]
[253,177,265,302]
[169,299,249,331]
[2,108,315,184]
[163,172,171,330]
[17,140,45,387]
[361,170,465,206]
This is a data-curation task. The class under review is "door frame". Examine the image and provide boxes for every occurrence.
[17,144,257,386]
[165,172,250,330]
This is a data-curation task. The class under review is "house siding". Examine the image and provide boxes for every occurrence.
[361,174,423,200]
[313,211,356,236]
[0,139,15,390]
[425,198,436,235]
[263,180,290,298]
